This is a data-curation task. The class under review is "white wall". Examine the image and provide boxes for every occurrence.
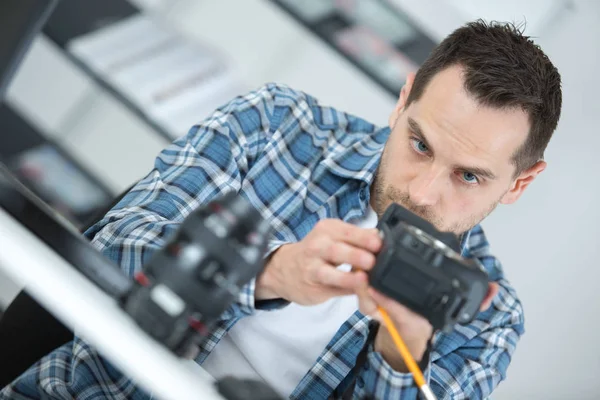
[482,1,600,398]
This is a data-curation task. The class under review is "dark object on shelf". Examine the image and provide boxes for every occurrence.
[272,0,438,96]
[0,103,114,228]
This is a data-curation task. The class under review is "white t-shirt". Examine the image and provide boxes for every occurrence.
[202,207,378,398]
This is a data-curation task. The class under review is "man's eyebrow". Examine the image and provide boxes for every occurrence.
[407,117,497,180]
[407,117,431,148]
[456,165,497,180]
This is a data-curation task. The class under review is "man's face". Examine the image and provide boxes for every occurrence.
[372,66,544,235]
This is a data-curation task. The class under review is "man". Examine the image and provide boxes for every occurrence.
[1,20,561,399]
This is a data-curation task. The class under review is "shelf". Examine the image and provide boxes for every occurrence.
[40,0,244,142]
[271,0,438,96]
[0,103,114,228]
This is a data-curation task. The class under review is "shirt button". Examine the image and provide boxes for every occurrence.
[363,363,370,371]
[359,187,367,201]
[356,377,365,388]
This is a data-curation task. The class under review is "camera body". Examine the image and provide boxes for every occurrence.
[369,204,489,332]
[122,192,272,356]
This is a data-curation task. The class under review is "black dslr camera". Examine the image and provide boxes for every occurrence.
[369,204,489,332]
[122,192,273,356]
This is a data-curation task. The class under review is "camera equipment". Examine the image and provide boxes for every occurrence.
[369,203,489,332]
[122,192,273,356]
[0,164,281,399]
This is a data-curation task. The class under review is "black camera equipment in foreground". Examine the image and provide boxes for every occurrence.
[123,192,273,356]
[370,203,489,332]
[0,165,282,400]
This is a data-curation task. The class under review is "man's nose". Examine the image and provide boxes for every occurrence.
[408,166,444,206]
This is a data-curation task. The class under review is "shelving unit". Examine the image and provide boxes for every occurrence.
[40,0,244,141]
[3,0,246,219]
[0,103,113,228]
[272,0,438,96]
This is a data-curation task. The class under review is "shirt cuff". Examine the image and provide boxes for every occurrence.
[220,240,291,320]
[255,239,292,311]
[356,343,431,399]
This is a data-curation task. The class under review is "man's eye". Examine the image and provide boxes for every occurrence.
[461,171,479,184]
[411,138,429,154]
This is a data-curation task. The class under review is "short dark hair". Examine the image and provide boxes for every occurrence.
[406,20,562,176]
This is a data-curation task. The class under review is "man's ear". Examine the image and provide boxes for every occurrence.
[501,160,547,205]
[389,72,416,128]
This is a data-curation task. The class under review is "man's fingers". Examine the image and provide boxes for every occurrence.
[357,286,378,317]
[321,287,357,299]
[321,241,377,271]
[314,266,367,290]
[315,220,382,253]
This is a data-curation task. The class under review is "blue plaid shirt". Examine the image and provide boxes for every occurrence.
[1,83,524,399]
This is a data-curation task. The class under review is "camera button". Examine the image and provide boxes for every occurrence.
[429,293,450,312]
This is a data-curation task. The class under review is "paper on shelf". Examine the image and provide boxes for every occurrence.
[67,14,175,75]
[65,13,244,140]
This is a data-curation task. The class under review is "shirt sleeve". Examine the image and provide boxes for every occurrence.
[0,83,287,400]
[353,227,525,399]
[85,82,286,320]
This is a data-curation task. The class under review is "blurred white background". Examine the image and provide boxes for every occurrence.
[2,1,598,398]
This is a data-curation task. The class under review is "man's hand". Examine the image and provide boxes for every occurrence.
[255,219,382,305]
[364,289,433,372]
[358,283,500,372]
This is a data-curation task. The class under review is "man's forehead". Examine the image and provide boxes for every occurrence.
[409,68,530,169]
